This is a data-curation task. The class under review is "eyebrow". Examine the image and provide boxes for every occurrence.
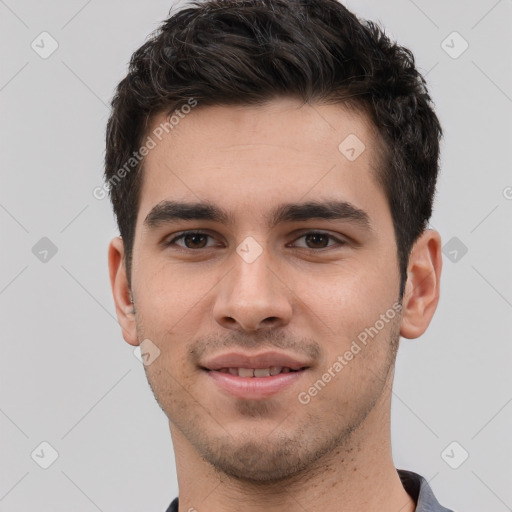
[143,199,373,232]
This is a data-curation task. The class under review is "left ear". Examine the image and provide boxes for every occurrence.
[400,229,443,339]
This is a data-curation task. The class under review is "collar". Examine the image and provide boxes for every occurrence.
[165,469,454,512]
[398,469,454,512]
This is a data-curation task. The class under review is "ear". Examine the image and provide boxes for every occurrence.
[400,229,442,339]
[108,237,139,346]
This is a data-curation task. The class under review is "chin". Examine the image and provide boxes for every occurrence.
[205,438,313,483]
[198,419,359,484]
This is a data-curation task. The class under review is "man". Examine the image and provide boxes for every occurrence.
[105,0,452,510]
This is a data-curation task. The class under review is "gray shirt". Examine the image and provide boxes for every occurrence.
[164,469,455,511]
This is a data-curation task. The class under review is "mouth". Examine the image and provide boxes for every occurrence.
[212,366,305,377]
[201,352,311,399]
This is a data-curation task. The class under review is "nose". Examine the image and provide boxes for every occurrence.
[212,248,293,333]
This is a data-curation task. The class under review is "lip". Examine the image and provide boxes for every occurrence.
[207,369,307,399]
[201,351,311,400]
[202,351,311,371]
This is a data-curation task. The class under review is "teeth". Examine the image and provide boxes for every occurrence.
[238,368,254,377]
[254,368,270,377]
[270,366,282,375]
[217,367,295,377]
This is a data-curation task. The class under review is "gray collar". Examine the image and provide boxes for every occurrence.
[165,470,455,512]
[398,469,455,512]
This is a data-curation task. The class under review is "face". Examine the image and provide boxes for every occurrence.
[112,97,410,482]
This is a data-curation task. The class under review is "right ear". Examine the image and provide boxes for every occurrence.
[108,236,139,346]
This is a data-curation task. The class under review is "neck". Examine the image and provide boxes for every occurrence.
[169,392,415,512]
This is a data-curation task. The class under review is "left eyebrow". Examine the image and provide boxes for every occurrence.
[143,199,374,233]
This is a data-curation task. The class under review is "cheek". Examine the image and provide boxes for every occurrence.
[135,259,213,327]
[292,262,401,397]
[143,363,201,425]
[294,260,395,336]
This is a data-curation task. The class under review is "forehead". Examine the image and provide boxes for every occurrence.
[136,97,389,231]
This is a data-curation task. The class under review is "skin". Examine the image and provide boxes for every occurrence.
[109,97,442,512]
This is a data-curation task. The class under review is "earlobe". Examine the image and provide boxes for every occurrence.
[399,229,443,340]
[108,237,139,346]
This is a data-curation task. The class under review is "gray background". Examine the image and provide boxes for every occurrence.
[1,0,511,511]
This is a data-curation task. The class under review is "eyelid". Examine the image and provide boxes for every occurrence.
[164,229,348,250]
[164,230,222,249]
[288,230,348,248]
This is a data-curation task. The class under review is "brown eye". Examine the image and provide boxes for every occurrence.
[291,231,346,250]
[167,231,215,249]
[304,233,330,248]
[182,233,208,249]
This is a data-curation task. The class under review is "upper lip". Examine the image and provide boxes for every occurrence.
[201,351,312,371]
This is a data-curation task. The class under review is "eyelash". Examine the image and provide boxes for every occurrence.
[165,230,347,251]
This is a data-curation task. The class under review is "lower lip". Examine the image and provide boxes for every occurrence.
[206,369,307,399]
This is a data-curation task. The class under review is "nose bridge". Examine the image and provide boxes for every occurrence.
[213,241,292,331]
[233,249,275,298]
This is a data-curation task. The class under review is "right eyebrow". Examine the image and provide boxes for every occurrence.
[144,200,231,228]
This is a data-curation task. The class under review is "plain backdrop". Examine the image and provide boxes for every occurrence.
[1,1,511,511]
